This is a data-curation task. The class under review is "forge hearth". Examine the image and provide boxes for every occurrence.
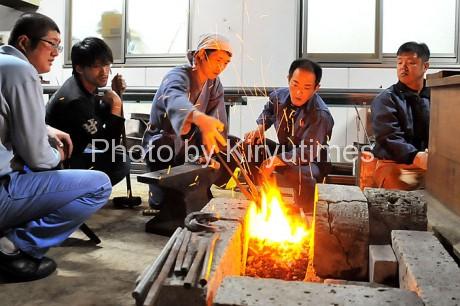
[245,239,310,280]
[244,184,311,281]
[135,184,460,306]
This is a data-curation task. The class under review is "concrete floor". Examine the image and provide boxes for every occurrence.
[0,176,238,306]
[1,180,459,306]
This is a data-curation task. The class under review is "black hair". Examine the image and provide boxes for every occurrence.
[397,42,430,62]
[8,12,60,49]
[288,58,322,85]
[71,37,113,74]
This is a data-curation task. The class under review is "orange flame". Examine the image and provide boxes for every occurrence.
[246,183,310,259]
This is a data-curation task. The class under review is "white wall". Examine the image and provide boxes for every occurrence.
[3,1,453,154]
[32,0,418,89]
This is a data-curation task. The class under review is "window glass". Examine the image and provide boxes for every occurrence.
[126,0,188,56]
[70,0,124,60]
[307,0,376,54]
[383,0,457,55]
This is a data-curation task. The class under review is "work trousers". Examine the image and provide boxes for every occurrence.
[373,160,425,190]
[0,170,111,258]
[66,149,130,187]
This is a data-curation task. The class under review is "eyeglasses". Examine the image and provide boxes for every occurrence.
[39,38,63,53]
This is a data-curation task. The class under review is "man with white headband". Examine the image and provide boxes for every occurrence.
[142,33,232,210]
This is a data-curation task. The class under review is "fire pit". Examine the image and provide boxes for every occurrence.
[244,183,311,280]
[133,183,460,306]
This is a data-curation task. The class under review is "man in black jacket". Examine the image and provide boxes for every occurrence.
[46,37,129,186]
[371,41,430,190]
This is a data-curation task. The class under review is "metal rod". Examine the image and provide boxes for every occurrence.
[354,105,371,144]
[181,237,196,274]
[174,230,192,276]
[229,151,259,201]
[183,238,208,289]
[215,153,255,202]
[199,233,220,287]
[132,227,182,306]
[143,228,186,306]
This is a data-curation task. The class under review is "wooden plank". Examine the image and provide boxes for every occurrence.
[426,84,460,216]
[426,74,460,87]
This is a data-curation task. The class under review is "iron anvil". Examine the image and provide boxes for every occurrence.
[137,163,220,235]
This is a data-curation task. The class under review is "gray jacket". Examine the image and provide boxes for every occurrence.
[0,45,60,177]
[142,66,227,158]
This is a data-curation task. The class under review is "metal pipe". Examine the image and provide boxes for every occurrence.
[174,230,192,275]
[199,233,220,287]
[143,228,186,306]
[132,227,181,306]
[181,237,196,274]
[183,238,208,289]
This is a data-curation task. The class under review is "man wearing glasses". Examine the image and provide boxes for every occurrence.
[0,13,111,281]
[46,37,130,190]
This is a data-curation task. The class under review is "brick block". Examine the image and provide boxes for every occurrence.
[369,245,397,285]
[214,276,423,306]
[392,230,460,305]
[313,184,369,280]
[365,188,427,244]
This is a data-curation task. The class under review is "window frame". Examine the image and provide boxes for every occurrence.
[301,0,382,64]
[300,0,460,68]
[64,0,191,67]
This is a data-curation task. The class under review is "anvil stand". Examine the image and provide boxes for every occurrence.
[137,163,220,236]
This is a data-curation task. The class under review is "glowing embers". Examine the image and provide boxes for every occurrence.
[245,183,311,280]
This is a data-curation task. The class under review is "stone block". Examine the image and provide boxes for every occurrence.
[369,244,397,285]
[155,198,249,306]
[313,184,369,280]
[392,230,460,305]
[213,276,423,306]
[365,188,427,244]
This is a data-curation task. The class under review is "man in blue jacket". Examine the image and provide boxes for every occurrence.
[371,42,430,190]
[0,13,111,282]
[245,58,334,212]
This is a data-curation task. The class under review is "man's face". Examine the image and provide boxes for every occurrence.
[26,30,61,74]
[397,52,429,88]
[199,50,231,80]
[77,60,112,88]
[288,68,320,107]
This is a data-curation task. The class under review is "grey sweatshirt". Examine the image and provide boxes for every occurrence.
[0,45,60,177]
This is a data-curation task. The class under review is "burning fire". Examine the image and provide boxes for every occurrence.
[246,183,310,260]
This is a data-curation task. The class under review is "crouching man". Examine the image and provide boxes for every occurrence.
[0,13,111,282]
[245,58,334,212]
[371,42,430,190]
[46,37,129,188]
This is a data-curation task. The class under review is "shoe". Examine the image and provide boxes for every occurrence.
[0,250,57,282]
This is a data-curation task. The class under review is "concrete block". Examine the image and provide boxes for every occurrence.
[369,245,397,285]
[156,198,250,306]
[365,188,427,244]
[213,276,423,306]
[392,230,460,305]
[313,184,369,280]
[324,279,389,288]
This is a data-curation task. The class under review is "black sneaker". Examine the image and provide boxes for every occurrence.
[0,250,57,282]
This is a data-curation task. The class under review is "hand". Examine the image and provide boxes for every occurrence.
[260,156,284,178]
[111,73,126,96]
[244,125,265,144]
[101,90,122,116]
[47,126,73,160]
[413,151,428,170]
[192,111,226,154]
